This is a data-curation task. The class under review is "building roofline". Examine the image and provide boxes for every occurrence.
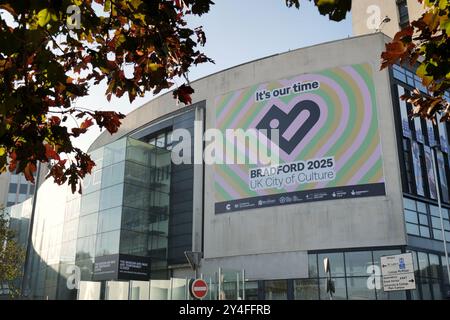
[89,32,390,151]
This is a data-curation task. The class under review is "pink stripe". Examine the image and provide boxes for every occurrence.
[216,91,245,128]
[225,84,269,130]
[215,173,241,199]
[282,109,311,141]
[347,145,383,185]
[314,67,375,189]
[334,67,375,171]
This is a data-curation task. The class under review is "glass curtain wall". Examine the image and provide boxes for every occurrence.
[74,137,172,283]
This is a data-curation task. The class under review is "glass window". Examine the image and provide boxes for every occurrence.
[418,214,428,226]
[101,161,125,188]
[404,198,416,211]
[29,185,35,194]
[419,226,430,238]
[123,183,151,211]
[433,228,443,240]
[99,184,124,211]
[60,240,77,262]
[294,279,319,300]
[414,117,424,144]
[121,207,149,233]
[416,202,427,213]
[78,213,98,238]
[8,183,17,193]
[398,86,411,138]
[420,278,433,300]
[406,223,420,236]
[429,254,440,278]
[405,210,418,224]
[124,161,151,188]
[431,217,442,229]
[127,138,153,166]
[95,230,120,257]
[430,205,440,217]
[7,193,16,202]
[442,208,450,220]
[411,141,425,196]
[103,138,127,167]
[244,281,258,300]
[345,251,373,277]
[308,254,318,278]
[62,219,79,242]
[393,68,406,83]
[19,184,28,194]
[18,194,26,203]
[83,169,103,195]
[346,277,376,300]
[166,132,173,147]
[97,207,122,233]
[318,253,345,277]
[10,174,18,183]
[441,256,450,285]
[264,280,287,300]
[76,236,96,261]
[418,252,430,278]
[397,0,409,26]
[80,191,100,216]
[430,278,442,300]
[156,133,166,148]
[436,152,450,203]
[76,259,94,281]
[120,230,148,257]
[319,278,347,300]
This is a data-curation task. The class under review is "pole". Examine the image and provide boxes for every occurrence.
[20,162,41,298]
[431,147,450,284]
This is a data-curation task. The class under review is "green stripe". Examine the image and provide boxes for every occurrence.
[220,85,259,129]
[359,157,383,184]
[331,67,380,186]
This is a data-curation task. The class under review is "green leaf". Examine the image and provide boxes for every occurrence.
[37,9,52,27]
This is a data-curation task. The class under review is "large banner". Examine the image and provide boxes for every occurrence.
[214,64,386,214]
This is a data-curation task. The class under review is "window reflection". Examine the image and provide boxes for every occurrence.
[345,251,373,277]
[318,252,345,277]
[294,279,318,300]
[265,280,287,300]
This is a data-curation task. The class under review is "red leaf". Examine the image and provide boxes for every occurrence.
[24,162,37,184]
[45,144,61,161]
[80,118,94,130]
[173,84,194,105]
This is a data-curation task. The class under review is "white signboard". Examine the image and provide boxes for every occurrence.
[381,253,416,292]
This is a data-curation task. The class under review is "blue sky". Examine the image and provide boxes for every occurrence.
[76,0,353,151]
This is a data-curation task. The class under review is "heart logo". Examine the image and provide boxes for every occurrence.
[256,100,321,155]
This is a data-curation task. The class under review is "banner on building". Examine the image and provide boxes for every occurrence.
[214,64,386,214]
[411,141,425,197]
[424,146,437,199]
[437,151,449,203]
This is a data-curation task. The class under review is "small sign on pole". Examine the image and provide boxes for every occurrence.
[381,253,416,292]
[190,279,209,300]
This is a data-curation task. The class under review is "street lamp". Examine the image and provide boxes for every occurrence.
[430,145,450,285]
[375,16,391,33]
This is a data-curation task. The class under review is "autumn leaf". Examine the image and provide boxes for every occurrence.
[173,84,195,105]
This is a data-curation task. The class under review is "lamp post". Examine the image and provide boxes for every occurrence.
[430,146,450,285]
[375,16,391,33]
